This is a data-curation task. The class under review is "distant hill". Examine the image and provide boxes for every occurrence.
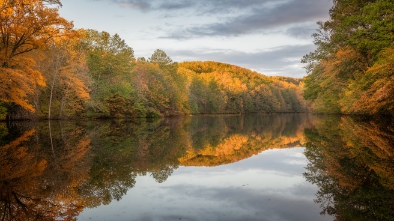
[177,61,307,115]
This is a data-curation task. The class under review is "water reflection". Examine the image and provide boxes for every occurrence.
[0,114,392,220]
[303,116,394,221]
[0,121,90,220]
[83,147,324,221]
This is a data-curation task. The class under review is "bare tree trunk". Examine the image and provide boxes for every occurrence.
[48,78,55,120]
[48,55,63,120]
[49,120,55,158]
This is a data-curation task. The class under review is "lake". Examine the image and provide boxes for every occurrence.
[0,114,393,221]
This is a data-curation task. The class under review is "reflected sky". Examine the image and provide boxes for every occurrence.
[78,148,332,221]
[2,114,391,220]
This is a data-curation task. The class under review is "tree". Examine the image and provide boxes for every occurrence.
[0,0,73,112]
[81,30,134,116]
[83,30,134,80]
[343,45,394,115]
[302,0,394,115]
[34,33,91,119]
[179,61,305,114]
[0,0,72,67]
[149,49,173,65]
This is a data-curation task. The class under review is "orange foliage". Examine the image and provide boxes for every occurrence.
[0,61,45,111]
[179,123,305,167]
[0,129,47,180]
[340,118,394,190]
[349,47,394,115]
[0,0,73,111]
[0,122,93,220]
[0,0,72,65]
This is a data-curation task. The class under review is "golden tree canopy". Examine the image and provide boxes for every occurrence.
[0,0,73,111]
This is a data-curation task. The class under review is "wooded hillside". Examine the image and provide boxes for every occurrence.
[303,0,394,115]
[0,0,306,120]
[178,61,306,115]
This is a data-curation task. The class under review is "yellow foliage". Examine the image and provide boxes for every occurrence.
[0,58,45,111]
[356,53,394,115]
[0,0,72,112]
[179,130,304,167]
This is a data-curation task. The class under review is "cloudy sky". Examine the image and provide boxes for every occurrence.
[59,0,333,78]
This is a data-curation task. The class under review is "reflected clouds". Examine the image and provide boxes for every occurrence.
[0,114,337,221]
[80,148,330,221]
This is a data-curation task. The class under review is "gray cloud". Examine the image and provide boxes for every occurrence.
[113,0,152,10]
[285,23,318,39]
[102,0,331,78]
[158,1,193,10]
[110,0,273,13]
[187,0,331,37]
[109,0,331,38]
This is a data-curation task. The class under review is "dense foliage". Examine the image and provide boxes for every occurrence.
[0,0,306,120]
[303,0,394,115]
[179,61,306,114]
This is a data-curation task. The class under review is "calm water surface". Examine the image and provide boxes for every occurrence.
[0,114,393,221]
[78,147,323,221]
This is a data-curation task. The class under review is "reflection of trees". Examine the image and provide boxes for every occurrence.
[303,116,394,221]
[1,114,311,220]
[180,114,310,166]
[0,123,88,221]
[79,118,189,205]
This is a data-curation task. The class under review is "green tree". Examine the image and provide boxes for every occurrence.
[81,30,135,117]
[149,49,173,65]
[302,0,394,115]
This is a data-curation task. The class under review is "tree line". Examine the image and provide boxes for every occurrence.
[0,0,306,120]
[303,0,394,115]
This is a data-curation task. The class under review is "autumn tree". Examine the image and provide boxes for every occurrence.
[0,0,73,113]
[34,33,91,119]
[302,0,394,115]
[342,45,394,115]
[131,62,175,117]
[121,49,190,117]
[179,61,306,114]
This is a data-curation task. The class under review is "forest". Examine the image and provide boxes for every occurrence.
[1,0,393,119]
[303,0,394,115]
[0,0,305,120]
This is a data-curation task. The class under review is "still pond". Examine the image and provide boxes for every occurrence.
[0,114,393,221]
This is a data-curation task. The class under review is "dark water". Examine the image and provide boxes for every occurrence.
[0,114,393,221]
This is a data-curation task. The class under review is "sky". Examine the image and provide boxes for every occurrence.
[59,0,333,78]
[78,148,332,221]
